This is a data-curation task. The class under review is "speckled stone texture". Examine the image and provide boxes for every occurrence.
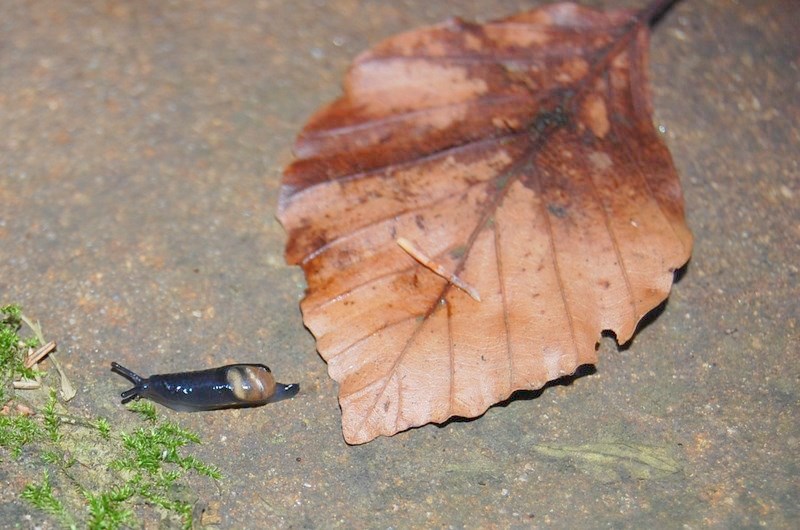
[1,1,797,528]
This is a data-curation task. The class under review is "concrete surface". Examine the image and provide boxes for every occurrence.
[1,0,797,528]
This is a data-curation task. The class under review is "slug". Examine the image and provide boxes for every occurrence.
[110,362,299,411]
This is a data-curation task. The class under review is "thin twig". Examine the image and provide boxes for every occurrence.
[19,313,76,401]
[24,340,57,369]
[396,237,481,302]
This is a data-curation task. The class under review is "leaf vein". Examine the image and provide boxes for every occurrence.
[531,165,581,361]
[574,137,638,322]
[326,315,419,362]
[301,94,528,140]
[493,220,514,394]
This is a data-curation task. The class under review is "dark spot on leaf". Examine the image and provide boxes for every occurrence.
[494,173,511,190]
[530,105,569,135]
[548,204,568,218]
[449,245,467,260]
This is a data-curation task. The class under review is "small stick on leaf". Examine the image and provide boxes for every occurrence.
[396,237,481,302]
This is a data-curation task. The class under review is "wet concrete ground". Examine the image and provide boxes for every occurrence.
[1,0,797,528]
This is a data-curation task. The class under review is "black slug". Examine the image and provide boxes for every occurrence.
[110,362,299,411]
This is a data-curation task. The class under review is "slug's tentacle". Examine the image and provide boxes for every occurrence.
[110,362,145,404]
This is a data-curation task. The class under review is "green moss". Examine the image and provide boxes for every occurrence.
[0,304,22,321]
[21,471,76,529]
[41,449,62,466]
[95,417,111,440]
[1,304,224,529]
[1,304,41,402]
[0,414,43,458]
[43,388,61,442]
[85,488,135,530]
[126,400,157,423]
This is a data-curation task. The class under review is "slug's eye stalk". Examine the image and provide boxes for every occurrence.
[110,362,145,404]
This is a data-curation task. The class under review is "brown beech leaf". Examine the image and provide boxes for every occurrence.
[279,1,693,444]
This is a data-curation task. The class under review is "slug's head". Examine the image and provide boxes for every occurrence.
[110,362,148,404]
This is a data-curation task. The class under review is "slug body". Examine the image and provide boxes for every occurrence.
[110,362,299,411]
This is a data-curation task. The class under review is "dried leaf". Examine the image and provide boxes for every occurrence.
[279,1,693,444]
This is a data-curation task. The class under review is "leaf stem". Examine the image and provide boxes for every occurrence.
[638,0,682,27]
